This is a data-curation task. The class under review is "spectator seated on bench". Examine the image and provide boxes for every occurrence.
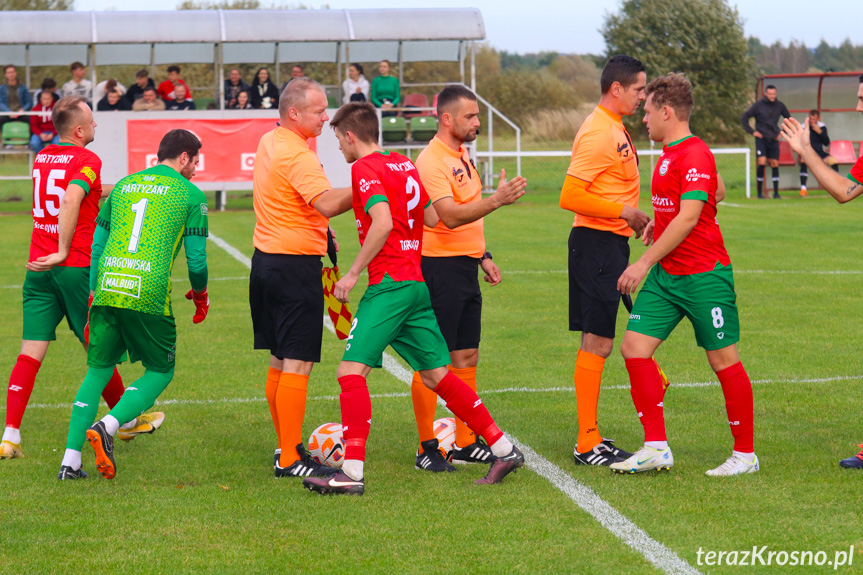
[30,91,59,152]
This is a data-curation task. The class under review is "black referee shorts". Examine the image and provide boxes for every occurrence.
[249,249,323,362]
[755,138,780,160]
[568,227,629,339]
[421,255,482,352]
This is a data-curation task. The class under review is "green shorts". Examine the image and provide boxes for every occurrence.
[22,267,90,343]
[87,305,177,372]
[626,263,740,351]
[342,279,451,372]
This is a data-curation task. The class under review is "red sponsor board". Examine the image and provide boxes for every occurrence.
[126,118,316,182]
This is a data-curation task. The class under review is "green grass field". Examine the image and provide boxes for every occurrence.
[1,168,863,574]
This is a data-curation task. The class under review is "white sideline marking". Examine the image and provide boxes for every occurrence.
[207,231,700,575]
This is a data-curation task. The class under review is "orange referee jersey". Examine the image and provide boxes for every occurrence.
[252,127,332,255]
[566,105,640,237]
[416,135,485,258]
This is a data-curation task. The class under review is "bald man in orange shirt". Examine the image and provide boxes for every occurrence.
[560,55,650,468]
[250,77,352,479]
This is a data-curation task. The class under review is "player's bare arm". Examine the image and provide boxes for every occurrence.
[781,118,863,203]
[480,257,501,286]
[423,199,440,228]
[334,202,392,304]
[434,169,526,229]
[716,174,726,203]
[311,187,354,218]
[26,183,87,272]
[617,199,704,295]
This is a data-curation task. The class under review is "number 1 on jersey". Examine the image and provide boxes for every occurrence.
[128,198,148,253]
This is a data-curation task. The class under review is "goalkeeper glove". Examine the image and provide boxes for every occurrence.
[185,288,210,324]
[84,293,93,344]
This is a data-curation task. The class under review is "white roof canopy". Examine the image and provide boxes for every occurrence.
[0,8,484,66]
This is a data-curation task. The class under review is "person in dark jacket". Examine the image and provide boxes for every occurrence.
[97,88,131,112]
[798,109,839,197]
[741,85,791,199]
[250,67,279,110]
[125,69,156,106]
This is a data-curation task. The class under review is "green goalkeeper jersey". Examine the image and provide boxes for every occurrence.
[93,164,208,316]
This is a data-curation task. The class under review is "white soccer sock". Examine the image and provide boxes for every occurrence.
[645,441,669,451]
[3,427,21,444]
[733,450,755,462]
[342,459,364,481]
[490,436,514,457]
[61,449,82,470]
[101,414,120,436]
[119,418,137,431]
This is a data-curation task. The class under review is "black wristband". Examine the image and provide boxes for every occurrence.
[480,251,493,262]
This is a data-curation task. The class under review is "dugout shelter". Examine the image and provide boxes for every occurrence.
[0,8,486,190]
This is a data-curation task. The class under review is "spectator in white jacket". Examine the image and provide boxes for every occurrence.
[342,63,370,104]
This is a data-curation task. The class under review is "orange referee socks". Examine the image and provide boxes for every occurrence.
[276,372,308,467]
[265,366,282,449]
[574,350,605,452]
[450,366,478,447]
[411,371,438,450]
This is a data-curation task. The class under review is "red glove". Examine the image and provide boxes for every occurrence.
[185,288,209,324]
[84,293,94,344]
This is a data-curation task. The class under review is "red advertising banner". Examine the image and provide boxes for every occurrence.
[126,118,316,183]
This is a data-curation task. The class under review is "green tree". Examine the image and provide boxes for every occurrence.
[602,0,753,143]
[0,0,72,9]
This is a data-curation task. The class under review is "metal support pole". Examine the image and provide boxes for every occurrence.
[217,43,224,109]
[470,41,476,93]
[487,105,493,189]
[89,44,96,106]
[275,43,281,88]
[24,45,30,92]
[458,41,465,85]
[398,41,404,85]
[745,147,751,199]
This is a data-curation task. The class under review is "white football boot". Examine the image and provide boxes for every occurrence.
[610,445,674,474]
[705,453,759,476]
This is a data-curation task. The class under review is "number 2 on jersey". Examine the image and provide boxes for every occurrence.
[128,198,148,253]
[406,175,420,228]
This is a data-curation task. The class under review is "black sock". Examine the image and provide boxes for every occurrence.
[772,167,780,195]
[757,165,765,196]
[800,162,808,187]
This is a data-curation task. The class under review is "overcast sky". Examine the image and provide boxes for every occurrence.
[72,0,861,55]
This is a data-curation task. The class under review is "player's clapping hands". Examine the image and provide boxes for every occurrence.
[491,169,527,207]
[780,117,810,155]
[334,272,359,304]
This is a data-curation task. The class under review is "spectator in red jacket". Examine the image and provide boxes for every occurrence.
[29,91,59,152]
[157,65,192,101]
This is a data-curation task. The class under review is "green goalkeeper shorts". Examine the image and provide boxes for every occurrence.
[626,263,740,351]
[22,267,89,343]
[87,305,176,372]
[342,279,451,372]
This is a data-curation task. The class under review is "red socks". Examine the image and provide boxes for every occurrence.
[5,355,41,429]
[433,371,502,446]
[339,374,372,461]
[625,357,667,441]
[716,362,754,453]
[101,367,125,409]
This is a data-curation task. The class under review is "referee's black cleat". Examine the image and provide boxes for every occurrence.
[415,438,456,472]
[273,448,281,469]
[475,444,524,485]
[450,439,495,465]
[86,421,116,479]
[57,466,88,480]
[574,440,627,467]
[275,443,338,478]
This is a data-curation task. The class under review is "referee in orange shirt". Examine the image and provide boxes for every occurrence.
[250,77,352,478]
[560,55,650,467]
[411,85,527,471]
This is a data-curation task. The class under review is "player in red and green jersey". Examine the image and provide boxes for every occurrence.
[2,97,151,462]
[57,129,210,481]
[609,74,758,477]
[302,102,524,495]
[780,72,863,469]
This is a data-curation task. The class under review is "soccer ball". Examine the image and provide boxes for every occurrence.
[433,417,457,457]
[308,423,345,468]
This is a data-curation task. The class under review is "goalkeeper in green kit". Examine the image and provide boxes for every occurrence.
[58,129,210,480]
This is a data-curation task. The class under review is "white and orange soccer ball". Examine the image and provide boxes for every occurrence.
[308,423,345,468]
[433,417,457,457]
